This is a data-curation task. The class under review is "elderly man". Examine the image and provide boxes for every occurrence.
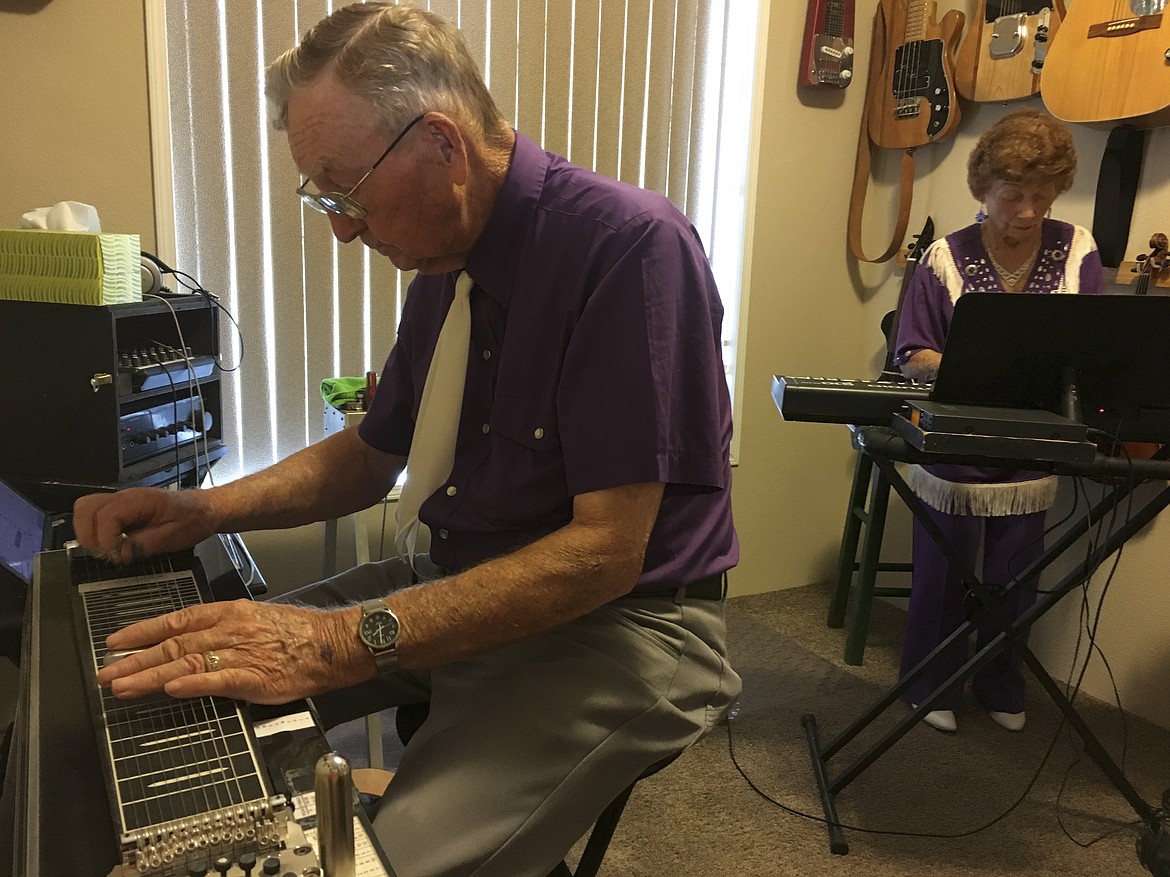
[75,4,741,875]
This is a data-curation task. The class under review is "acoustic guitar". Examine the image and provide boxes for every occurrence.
[868,0,964,149]
[799,0,857,88]
[1040,0,1170,127]
[955,0,1064,102]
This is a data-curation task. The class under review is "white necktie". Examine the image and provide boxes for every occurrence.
[395,270,474,564]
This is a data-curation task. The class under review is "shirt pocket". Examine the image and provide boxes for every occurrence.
[484,394,570,528]
[490,388,563,452]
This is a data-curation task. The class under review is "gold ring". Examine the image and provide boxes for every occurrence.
[202,651,222,672]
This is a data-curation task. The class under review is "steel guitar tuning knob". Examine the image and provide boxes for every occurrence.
[238,852,257,874]
[214,855,232,876]
[261,856,282,876]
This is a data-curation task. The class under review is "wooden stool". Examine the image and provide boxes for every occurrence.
[827,449,911,665]
[394,703,679,877]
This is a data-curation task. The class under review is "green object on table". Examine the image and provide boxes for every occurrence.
[320,376,367,409]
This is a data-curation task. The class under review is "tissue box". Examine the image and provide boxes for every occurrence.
[0,229,142,306]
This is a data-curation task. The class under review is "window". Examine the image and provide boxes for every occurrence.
[150,0,761,481]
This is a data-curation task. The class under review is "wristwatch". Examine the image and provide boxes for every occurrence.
[358,598,401,674]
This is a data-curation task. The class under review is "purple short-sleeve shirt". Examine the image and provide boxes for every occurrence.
[359,133,738,591]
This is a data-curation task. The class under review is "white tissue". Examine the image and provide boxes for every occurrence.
[19,200,102,233]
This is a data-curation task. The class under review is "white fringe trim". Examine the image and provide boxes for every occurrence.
[907,466,1057,517]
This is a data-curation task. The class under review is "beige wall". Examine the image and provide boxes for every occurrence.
[0,0,155,249]
[5,0,1169,729]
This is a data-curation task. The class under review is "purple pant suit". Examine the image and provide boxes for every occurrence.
[894,219,1105,713]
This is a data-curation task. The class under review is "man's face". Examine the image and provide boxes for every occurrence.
[285,77,470,274]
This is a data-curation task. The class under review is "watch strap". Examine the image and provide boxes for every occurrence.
[360,598,400,674]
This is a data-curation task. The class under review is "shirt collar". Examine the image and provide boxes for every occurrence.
[464,132,549,309]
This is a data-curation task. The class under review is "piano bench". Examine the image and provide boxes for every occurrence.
[828,448,912,665]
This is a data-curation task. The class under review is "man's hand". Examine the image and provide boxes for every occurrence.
[74,487,219,563]
[96,600,368,704]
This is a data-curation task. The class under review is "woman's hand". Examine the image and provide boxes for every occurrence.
[902,348,942,383]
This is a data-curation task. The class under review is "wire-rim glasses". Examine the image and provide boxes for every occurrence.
[296,113,425,220]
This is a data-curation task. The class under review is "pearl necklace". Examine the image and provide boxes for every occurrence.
[981,224,1039,289]
[986,247,1037,288]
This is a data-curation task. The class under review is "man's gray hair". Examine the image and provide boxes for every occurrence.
[265,2,509,145]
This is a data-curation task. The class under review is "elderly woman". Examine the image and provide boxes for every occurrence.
[894,109,1104,733]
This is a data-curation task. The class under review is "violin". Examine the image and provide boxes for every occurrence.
[1132,232,1169,296]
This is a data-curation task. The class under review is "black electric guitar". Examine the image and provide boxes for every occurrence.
[880,216,935,378]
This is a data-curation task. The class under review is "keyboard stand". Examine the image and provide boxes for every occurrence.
[803,426,1170,862]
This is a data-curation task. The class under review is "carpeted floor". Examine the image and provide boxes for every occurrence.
[331,583,1170,876]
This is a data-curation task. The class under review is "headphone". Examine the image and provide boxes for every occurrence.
[140,253,165,295]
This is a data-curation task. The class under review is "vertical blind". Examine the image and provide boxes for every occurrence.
[162,0,758,482]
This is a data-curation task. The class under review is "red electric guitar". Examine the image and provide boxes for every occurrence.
[799,0,857,88]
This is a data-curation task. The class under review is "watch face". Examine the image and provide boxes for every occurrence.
[360,609,400,649]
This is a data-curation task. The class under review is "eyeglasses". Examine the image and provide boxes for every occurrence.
[296,113,425,220]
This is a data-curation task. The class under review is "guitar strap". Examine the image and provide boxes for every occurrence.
[847,0,916,264]
[1092,125,1147,269]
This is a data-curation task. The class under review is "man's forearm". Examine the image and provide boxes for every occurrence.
[383,483,662,670]
[207,429,403,533]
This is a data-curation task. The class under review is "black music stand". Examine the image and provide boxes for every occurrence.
[802,293,1170,874]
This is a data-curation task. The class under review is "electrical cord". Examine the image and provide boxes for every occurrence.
[141,302,256,589]
[144,294,215,485]
[724,695,1074,841]
[141,252,244,373]
[723,435,1155,850]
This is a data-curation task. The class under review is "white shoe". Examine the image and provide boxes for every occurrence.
[912,704,957,733]
[989,710,1026,732]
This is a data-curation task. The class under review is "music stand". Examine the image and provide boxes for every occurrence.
[932,292,1170,442]
[801,293,1170,872]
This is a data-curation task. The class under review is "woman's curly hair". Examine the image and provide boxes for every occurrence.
[967,109,1077,200]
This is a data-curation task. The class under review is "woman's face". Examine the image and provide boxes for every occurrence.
[982,176,1060,248]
